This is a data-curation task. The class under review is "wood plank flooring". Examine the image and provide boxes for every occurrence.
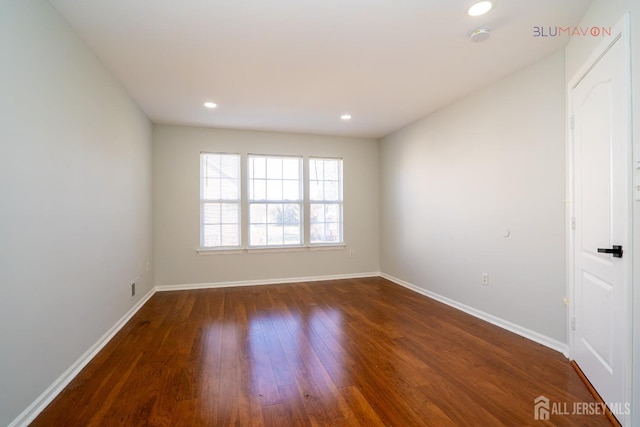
[32,277,612,426]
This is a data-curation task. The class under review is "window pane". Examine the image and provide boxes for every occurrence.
[220,155,238,178]
[250,203,267,223]
[309,180,323,200]
[283,158,299,179]
[266,180,282,200]
[267,204,282,224]
[221,178,238,199]
[325,204,339,222]
[250,224,266,246]
[310,203,324,223]
[202,154,240,201]
[267,225,284,245]
[203,153,240,201]
[324,181,339,201]
[266,158,282,179]
[250,157,266,179]
[204,155,221,178]
[283,180,299,200]
[203,203,220,224]
[310,224,323,242]
[326,222,340,242]
[284,225,301,244]
[220,224,239,246]
[310,159,324,180]
[310,222,341,244]
[202,202,240,247]
[250,179,266,200]
[324,159,339,181]
[220,203,238,223]
[203,177,220,200]
[204,225,221,247]
[283,203,300,225]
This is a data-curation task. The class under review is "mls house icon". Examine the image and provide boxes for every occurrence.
[534,395,550,420]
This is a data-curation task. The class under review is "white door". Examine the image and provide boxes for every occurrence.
[570,17,631,422]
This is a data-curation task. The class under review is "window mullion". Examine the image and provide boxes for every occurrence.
[241,153,249,248]
[303,156,310,246]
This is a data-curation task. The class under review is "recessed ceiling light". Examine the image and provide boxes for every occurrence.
[468,1,492,16]
[203,102,217,109]
[340,114,352,121]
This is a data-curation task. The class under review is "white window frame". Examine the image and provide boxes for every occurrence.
[199,152,241,250]
[247,154,304,248]
[198,153,346,254]
[308,157,344,246]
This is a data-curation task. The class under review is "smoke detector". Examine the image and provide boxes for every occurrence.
[470,27,491,42]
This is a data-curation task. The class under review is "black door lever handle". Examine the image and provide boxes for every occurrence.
[597,245,623,258]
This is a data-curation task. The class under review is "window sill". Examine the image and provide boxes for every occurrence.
[308,243,346,251]
[247,245,306,254]
[197,248,245,255]
[196,244,346,255]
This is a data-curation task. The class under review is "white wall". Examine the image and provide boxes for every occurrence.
[0,1,153,425]
[153,125,379,286]
[380,51,567,342]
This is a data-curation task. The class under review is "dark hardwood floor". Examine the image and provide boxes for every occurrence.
[32,277,611,426]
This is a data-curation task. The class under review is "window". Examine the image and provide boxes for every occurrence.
[248,155,302,247]
[200,153,240,248]
[199,153,344,252]
[309,158,343,244]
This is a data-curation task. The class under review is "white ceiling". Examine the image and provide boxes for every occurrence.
[48,0,590,138]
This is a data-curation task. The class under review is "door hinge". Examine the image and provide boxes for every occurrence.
[571,317,576,331]
[570,116,575,130]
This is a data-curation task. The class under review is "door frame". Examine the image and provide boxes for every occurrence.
[567,13,632,424]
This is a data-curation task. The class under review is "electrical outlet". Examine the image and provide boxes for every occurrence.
[131,282,136,298]
[349,250,355,258]
[481,273,489,285]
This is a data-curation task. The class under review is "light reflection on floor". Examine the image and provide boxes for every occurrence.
[246,305,345,404]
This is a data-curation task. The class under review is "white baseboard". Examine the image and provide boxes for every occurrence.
[380,273,569,357]
[8,287,157,427]
[154,271,381,292]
